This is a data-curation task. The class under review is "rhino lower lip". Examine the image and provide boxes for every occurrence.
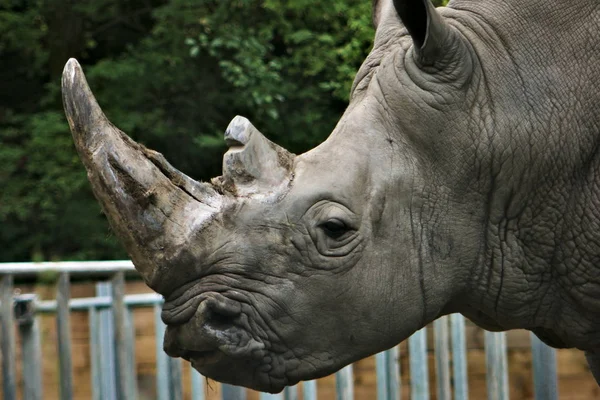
[186,350,224,366]
[182,349,219,361]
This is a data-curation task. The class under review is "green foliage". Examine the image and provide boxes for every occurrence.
[0,0,449,261]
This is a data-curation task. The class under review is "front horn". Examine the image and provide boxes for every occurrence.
[62,58,223,289]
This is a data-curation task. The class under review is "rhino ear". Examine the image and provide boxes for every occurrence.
[373,0,399,30]
[372,0,385,28]
[220,116,294,196]
[392,0,452,66]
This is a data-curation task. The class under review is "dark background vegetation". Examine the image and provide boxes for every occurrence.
[0,0,446,262]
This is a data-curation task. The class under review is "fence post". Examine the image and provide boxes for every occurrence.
[303,380,318,400]
[97,282,118,399]
[450,314,468,400]
[335,365,354,400]
[376,347,400,400]
[154,303,183,400]
[388,347,400,400]
[284,385,298,400]
[434,317,451,400]
[531,333,558,400]
[169,357,183,400]
[409,327,429,400]
[154,303,170,400]
[126,308,138,397]
[484,331,509,400]
[57,272,74,400]
[376,351,389,400]
[89,306,103,400]
[112,272,138,400]
[15,295,43,400]
[222,384,246,400]
[259,384,302,400]
[190,367,205,400]
[1,274,17,400]
[260,392,282,400]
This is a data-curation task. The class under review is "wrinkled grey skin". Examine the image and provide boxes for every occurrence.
[62,0,600,392]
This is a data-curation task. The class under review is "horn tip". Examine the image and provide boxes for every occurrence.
[62,58,82,89]
[225,115,255,147]
[61,58,108,147]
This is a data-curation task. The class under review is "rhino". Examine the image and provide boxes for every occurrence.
[62,0,600,392]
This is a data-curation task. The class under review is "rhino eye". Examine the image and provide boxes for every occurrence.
[320,219,350,239]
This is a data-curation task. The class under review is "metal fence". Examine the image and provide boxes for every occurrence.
[0,261,558,400]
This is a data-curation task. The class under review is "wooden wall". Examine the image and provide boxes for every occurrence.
[1,280,598,399]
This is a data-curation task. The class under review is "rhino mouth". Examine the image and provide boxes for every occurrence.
[161,289,299,392]
[187,349,220,360]
[177,349,224,368]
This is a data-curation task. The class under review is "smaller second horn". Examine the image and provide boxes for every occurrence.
[221,116,294,196]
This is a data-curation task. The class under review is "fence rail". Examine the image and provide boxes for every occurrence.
[0,261,559,400]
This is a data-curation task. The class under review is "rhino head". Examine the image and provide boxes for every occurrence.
[63,0,493,392]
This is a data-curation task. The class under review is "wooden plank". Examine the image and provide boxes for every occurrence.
[434,317,451,400]
[1,275,17,400]
[531,333,558,400]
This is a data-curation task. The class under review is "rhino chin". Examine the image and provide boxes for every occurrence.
[192,359,293,394]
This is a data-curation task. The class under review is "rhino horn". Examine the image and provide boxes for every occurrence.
[62,58,223,288]
[220,116,294,196]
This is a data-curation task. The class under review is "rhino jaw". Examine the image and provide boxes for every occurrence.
[62,58,223,288]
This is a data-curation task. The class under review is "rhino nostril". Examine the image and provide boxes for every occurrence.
[204,294,242,321]
[207,307,237,328]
